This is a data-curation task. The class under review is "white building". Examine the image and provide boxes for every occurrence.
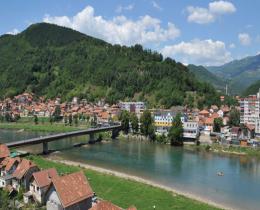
[119,102,146,115]
[183,121,199,140]
[240,89,260,137]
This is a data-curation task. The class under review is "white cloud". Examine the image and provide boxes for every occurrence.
[209,1,236,15]
[152,1,162,11]
[116,4,134,13]
[187,1,236,24]
[6,28,19,35]
[229,43,235,48]
[43,6,180,46]
[160,39,232,66]
[187,6,215,24]
[238,33,251,46]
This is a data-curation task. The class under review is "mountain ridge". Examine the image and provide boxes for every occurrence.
[206,54,260,94]
[0,22,220,108]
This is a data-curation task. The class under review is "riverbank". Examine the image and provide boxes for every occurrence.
[185,144,260,157]
[28,155,228,210]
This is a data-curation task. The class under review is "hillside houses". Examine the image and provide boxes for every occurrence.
[0,144,137,210]
[0,93,121,125]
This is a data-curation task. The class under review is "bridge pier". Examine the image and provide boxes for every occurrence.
[89,133,95,144]
[112,129,120,139]
[43,142,49,154]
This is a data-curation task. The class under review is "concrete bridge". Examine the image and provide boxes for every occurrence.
[6,124,121,154]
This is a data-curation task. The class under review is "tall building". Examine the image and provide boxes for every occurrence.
[119,102,146,114]
[240,89,260,137]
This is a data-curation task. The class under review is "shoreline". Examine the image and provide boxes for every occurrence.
[46,156,233,210]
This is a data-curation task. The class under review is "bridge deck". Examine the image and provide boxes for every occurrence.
[6,125,121,148]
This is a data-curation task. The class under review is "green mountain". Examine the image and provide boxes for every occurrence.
[0,23,220,108]
[206,54,260,94]
[243,80,260,96]
[187,64,226,91]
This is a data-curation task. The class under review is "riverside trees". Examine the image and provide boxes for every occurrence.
[168,113,183,146]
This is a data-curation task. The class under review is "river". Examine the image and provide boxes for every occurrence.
[1,129,260,210]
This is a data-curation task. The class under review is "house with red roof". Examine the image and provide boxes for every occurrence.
[0,157,21,188]
[90,200,137,210]
[0,144,10,163]
[46,171,93,210]
[12,159,39,191]
[24,168,58,205]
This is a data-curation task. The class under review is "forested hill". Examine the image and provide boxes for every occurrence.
[187,64,225,91]
[0,23,219,108]
[243,80,260,96]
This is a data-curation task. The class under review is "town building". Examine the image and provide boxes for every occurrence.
[0,144,10,163]
[240,89,260,137]
[183,121,200,140]
[0,157,21,188]
[90,200,137,210]
[12,159,39,191]
[46,171,93,210]
[119,102,146,115]
[24,168,58,205]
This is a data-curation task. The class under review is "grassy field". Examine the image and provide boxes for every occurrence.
[28,155,221,210]
[0,116,91,132]
[0,122,81,132]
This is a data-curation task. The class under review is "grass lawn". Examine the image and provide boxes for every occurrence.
[28,155,221,210]
[0,122,81,132]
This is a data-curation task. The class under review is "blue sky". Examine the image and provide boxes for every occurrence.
[1,0,259,66]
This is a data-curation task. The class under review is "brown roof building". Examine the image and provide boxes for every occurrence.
[0,144,10,161]
[46,171,93,210]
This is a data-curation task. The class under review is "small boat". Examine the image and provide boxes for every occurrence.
[217,171,224,176]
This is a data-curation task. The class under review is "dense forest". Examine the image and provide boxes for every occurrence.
[0,23,220,108]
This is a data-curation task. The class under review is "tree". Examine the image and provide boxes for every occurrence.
[213,118,223,132]
[229,108,240,126]
[68,114,73,126]
[130,113,139,133]
[64,114,68,125]
[119,110,130,134]
[91,114,97,127]
[0,190,9,210]
[49,115,54,125]
[34,115,38,125]
[168,113,183,146]
[53,105,62,122]
[140,110,155,139]
[73,114,79,126]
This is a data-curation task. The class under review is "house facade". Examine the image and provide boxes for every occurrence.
[183,121,199,140]
[24,168,58,205]
[0,157,21,188]
[240,89,260,137]
[12,159,39,191]
[46,171,93,210]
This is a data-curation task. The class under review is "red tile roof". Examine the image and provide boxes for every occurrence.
[90,200,121,210]
[52,171,93,208]
[0,144,10,159]
[5,157,21,172]
[33,168,58,188]
[199,110,209,115]
[13,159,37,180]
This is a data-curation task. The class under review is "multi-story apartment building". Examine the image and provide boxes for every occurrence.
[240,89,260,137]
[183,121,200,140]
[119,102,146,115]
